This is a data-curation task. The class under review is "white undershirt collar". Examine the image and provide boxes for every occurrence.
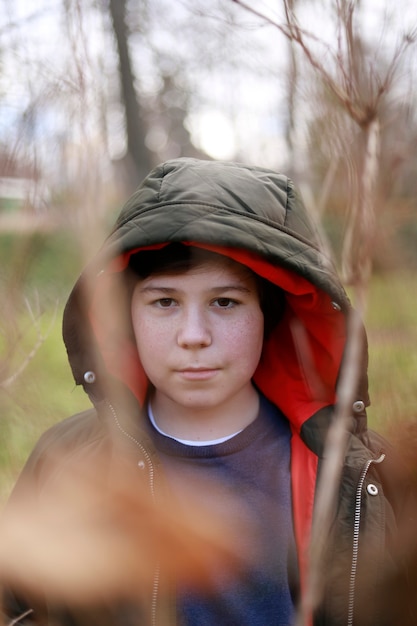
[147,402,243,447]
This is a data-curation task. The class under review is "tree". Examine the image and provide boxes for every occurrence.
[108,0,153,190]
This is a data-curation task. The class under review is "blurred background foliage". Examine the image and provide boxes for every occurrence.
[1,0,417,500]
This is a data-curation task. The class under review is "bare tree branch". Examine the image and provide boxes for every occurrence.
[232,0,416,128]
[7,608,34,626]
[342,118,381,285]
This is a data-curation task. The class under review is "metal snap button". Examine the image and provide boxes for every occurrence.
[353,400,365,413]
[83,371,96,384]
[367,484,379,496]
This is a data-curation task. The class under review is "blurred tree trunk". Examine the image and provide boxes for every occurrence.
[108,0,153,190]
[283,0,299,177]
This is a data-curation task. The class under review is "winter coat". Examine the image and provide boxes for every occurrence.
[2,159,413,626]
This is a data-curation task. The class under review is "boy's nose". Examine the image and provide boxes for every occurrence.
[176,308,212,348]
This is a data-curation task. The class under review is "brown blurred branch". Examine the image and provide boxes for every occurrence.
[7,609,34,626]
[295,309,366,626]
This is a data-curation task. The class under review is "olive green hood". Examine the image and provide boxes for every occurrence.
[63,158,370,449]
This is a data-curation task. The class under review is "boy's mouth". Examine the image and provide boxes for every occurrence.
[176,368,219,381]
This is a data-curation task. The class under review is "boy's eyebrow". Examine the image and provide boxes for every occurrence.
[137,284,253,294]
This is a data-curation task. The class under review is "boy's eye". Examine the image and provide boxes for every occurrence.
[156,298,176,308]
[213,297,237,308]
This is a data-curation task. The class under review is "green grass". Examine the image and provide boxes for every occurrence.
[364,273,417,431]
[0,309,89,502]
[0,230,90,501]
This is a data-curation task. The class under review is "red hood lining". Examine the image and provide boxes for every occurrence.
[90,241,346,434]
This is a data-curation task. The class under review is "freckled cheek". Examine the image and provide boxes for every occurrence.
[224,312,264,360]
[132,319,173,360]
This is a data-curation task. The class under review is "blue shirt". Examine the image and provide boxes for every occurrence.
[147,394,298,625]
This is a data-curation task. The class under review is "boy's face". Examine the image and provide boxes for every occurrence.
[131,258,264,423]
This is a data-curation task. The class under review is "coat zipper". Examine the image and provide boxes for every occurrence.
[105,399,160,626]
[347,452,385,626]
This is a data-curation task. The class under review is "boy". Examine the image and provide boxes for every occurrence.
[2,159,411,625]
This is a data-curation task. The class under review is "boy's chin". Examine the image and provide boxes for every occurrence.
[157,390,232,414]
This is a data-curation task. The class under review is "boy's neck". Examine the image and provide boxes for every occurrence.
[150,385,260,442]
